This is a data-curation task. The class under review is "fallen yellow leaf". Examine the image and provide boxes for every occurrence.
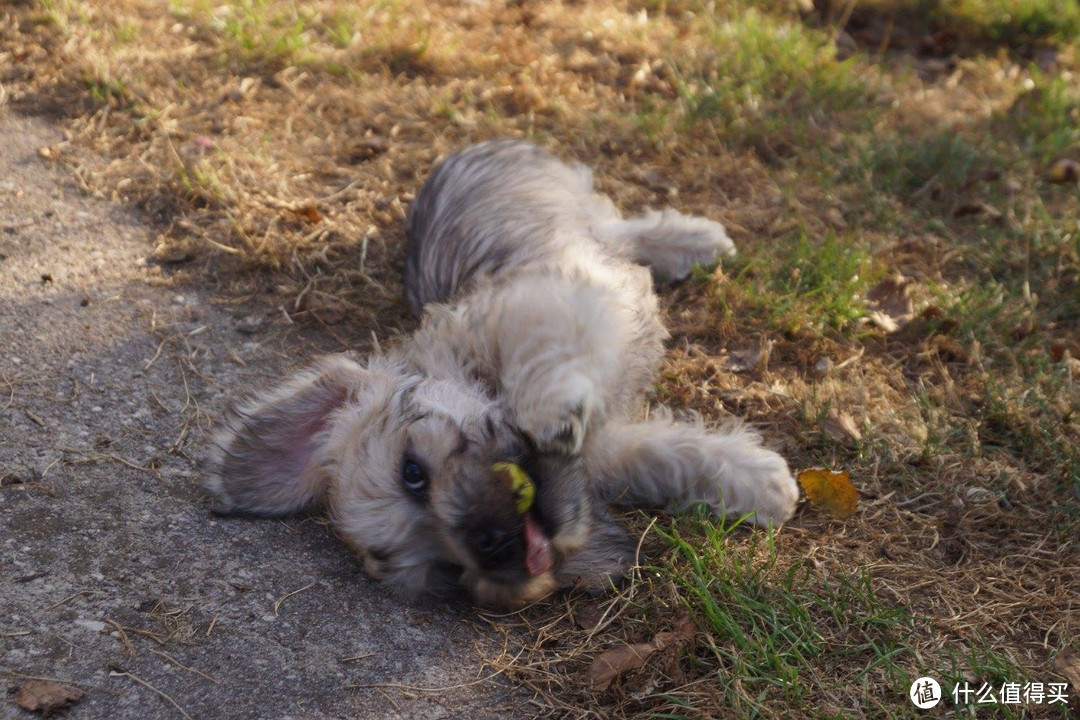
[1048,158,1079,184]
[797,468,858,519]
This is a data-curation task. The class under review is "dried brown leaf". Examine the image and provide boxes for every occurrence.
[574,601,604,631]
[822,408,862,445]
[586,619,694,690]
[150,239,196,264]
[587,642,658,690]
[13,680,84,718]
[293,205,323,224]
[866,274,914,333]
[723,339,774,374]
[868,274,913,317]
[1054,650,1080,694]
[953,202,1002,220]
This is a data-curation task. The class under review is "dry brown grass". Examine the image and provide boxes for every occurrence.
[2,0,1077,716]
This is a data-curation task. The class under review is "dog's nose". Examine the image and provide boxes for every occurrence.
[470,526,519,568]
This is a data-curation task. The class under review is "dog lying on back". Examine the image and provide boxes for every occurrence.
[207,141,798,606]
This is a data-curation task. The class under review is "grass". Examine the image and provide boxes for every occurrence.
[656,514,915,716]
[687,10,877,148]
[935,0,1080,47]
[1,0,1077,717]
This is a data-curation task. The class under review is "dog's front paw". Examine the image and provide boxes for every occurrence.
[740,451,799,527]
[645,212,737,282]
[707,445,799,527]
[512,373,596,455]
[519,396,592,455]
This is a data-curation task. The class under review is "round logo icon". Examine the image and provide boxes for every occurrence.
[910,676,942,709]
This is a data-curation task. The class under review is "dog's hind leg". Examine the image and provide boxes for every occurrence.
[596,209,736,282]
[583,411,798,527]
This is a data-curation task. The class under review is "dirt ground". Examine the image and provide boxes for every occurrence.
[0,112,517,719]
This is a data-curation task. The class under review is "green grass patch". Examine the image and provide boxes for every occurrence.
[677,9,878,150]
[978,371,1080,487]
[930,0,1080,47]
[860,131,995,207]
[719,230,876,337]
[193,0,368,65]
[1002,75,1080,161]
[655,513,915,716]
[939,638,1076,720]
[217,0,312,59]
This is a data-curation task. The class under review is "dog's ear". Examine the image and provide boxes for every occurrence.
[206,355,370,516]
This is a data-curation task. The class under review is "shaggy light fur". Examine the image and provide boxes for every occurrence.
[207,140,798,606]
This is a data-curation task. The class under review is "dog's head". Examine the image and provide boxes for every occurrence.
[206,354,590,605]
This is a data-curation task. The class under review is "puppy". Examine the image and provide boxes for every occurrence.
[207,140,798,606]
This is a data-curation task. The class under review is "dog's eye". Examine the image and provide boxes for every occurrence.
[401,458,429,497]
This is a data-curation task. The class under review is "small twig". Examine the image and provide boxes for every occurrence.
[303,309,348,349]
[170,421,191,454]
[109,666,193,720]
[348,648,524,693]
[320,176,363,203]
[339,652,375,664]
[105,619,135,657]
[273,582,316,616]
[202,234,243,255]
[583,517,658,645]
[110,624,168,645]
[39,456,62,479]
[66,451,162,480]
[294,278,315,312]
[42,590,104,612]
[830,0,857,40]
[894,491,944,508]
[148,648,220,684]
[0,371,15,412]
[144,338,167,371]
[25,409,46,427]
[873,15,894,62]
[834,347,865,370]
[176,359,193,415]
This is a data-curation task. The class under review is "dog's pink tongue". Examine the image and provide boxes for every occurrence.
[523,512,553,577]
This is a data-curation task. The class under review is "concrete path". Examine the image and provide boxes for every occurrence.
[0,113,516,719]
